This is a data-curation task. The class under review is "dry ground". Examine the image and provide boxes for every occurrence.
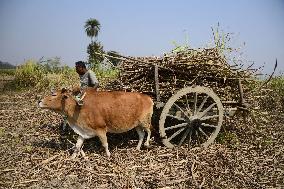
[0,90,283,189]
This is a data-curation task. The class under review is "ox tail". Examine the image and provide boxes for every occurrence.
[142,95,156,132]
[148,101,154,131]
[148,112,154,130]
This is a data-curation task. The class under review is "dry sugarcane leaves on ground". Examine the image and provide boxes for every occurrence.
[0,89,283,188]
[1,47,282,188]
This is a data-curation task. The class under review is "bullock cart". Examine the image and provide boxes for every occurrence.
[96,48,255,149]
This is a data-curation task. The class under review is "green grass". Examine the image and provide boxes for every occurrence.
[0,69,15,76]
[253,76,284,112]
[0,127,5,137]
[269,76,284,96]
[216,131,240,148]
[266,76,284,111]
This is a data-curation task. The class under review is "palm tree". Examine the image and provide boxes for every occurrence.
[84,18,101,42]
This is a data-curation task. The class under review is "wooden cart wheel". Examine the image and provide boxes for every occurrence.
[159,86,224,148]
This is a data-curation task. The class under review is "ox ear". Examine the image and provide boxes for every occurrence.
[61,88,69,99]
[61,88,68,94]
[62,94,68,99]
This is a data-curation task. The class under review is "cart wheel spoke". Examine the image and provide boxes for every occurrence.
[178,128,191,146]
[193,92,198,115]
[201,123,218,128]
[166,114,186,121]
[188,130,193,148]
[195,130,200,146]
[199,103,216,118]
[200,114,219,121]
[198,127,209,138]
[165,122,188,131]
[168,127,186,141]
[185,94,190,110]
[197,95,209,113]
[173,103,191,120]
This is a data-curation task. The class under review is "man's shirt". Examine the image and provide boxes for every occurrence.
[79,70,99,89]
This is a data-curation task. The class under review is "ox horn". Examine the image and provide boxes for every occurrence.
[51,88,55,95]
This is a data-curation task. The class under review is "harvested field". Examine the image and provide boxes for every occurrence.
[0,76,14,91]
[0,89,283,188]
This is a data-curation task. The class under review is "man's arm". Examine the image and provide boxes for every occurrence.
[88,70,99,88]
[89,82,99,88]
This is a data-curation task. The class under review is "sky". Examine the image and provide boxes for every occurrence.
[0,0,284,74]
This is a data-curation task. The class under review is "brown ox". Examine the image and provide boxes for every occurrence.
[38,88,153,157]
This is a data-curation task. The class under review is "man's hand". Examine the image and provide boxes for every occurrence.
[72,86,81,96]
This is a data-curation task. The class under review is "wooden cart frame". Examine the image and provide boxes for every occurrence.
[153,64,247,148]
[97,52,248,149]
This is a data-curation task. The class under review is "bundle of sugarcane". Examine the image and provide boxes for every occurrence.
[104,47,255,103]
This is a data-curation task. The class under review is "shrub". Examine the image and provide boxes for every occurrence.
[94,67,119,87]
[263,76,284,111]
[10,59,79,91]
[250,75,284,112]
[14,60,45,88]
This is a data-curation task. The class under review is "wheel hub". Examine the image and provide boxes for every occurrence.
[190,118,202,130]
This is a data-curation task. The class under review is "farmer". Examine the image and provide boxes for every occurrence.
[74,61,99,105]
[62,61,99,132]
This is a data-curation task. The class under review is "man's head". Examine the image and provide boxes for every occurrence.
[75,61,87,75]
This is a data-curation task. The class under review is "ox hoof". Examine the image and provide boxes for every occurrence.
[144,144,151,149]
[71,149,87,159]
[71,152,78,159]
[106,151,111,158]
[80,150,89,160]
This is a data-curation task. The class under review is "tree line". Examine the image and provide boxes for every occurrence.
[0,61,15,69]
